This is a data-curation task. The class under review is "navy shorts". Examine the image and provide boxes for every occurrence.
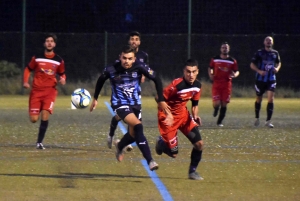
[255,80,276,96]
[114,105,142,121]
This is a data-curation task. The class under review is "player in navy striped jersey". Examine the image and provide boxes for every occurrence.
[107,31,149,150]
[250,36,281,128]
[90,46,171,171]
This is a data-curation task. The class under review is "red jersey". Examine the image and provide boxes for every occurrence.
[26,52,65,89]
[209,55,238,83]
[163,78,201,116]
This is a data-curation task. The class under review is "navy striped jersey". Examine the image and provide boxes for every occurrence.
[135,50,149,65]
[251,48,281,82]
[93,61,163,108]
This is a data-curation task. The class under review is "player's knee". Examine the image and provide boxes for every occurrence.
[29,116,39,123]
[256,96,263,103]
[114,115,121,121]
[193,140,204,151]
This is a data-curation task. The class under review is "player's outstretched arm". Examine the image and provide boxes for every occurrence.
[89,99,98,112]
[90,73,107,112]
[58,74,66,85]
[191,105,202,126]
[208,67,214,81]
[273,62,281,73]
[23,67,31,88]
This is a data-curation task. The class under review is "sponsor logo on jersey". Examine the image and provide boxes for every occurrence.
[41,68,55,75]
[132,72,137,78]
[113,74,121,80]
[264,64,274,71]
[218,66,229,72]
[148,69,154,75]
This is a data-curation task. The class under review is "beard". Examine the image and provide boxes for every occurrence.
[222,52,229,56]
[45,47,54,52]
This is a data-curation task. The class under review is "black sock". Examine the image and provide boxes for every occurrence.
[117,133,135,150]
[109,116,120,137]
[266,102,274,121]
[37,120,48,143]
[217,107,227,124]
[255,101,261,119]
[189,148,202,174]
[213,106,219,117]
[158,139,173,157]
[134,124,153,164]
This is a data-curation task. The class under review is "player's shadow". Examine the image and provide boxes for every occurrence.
[0,172,182,181]
[2,144,105,152]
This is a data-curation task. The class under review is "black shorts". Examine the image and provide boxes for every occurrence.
[254,80,276,96]
[114,105,142,121]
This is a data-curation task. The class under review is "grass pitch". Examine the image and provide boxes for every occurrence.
[0,95,299,201]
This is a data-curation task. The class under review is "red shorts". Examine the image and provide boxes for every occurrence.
[212,82,232,103]
[157,108,198,150]
[29,87,57,115]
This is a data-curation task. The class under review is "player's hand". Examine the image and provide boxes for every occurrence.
[140,75,146,83]
[209,74,214,81]
[23,82,30,89]
[158,101,173,126]
[272,67,278,73]
[258,70,267,76]
[164,112,174,126]
[194,116,202,126]
[158,101,171,114]
[89,99,98,112]
[59,77,66,85]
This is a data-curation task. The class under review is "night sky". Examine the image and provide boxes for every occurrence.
[1,0,300,34]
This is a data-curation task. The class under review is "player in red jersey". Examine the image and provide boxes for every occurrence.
[155,59,204,180]
[23,33,66,149]
[208,42,239,127]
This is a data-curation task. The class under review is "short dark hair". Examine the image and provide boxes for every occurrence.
[221,41,229,46]
[44,33,57,43]
[128,31,141,40]
[185,59,198,67]
[121,45,136,55]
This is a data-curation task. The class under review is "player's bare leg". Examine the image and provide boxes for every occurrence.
[108,115,133,151]
[117,113,158,170]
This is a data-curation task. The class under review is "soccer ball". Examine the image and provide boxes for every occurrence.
[71,88,91,109]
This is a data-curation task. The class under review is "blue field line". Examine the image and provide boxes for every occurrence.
[104,102,136,146]
[104,101,174,201]
[141,159,174,201]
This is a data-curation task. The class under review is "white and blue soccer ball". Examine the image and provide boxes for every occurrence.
[71,88,91,109]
